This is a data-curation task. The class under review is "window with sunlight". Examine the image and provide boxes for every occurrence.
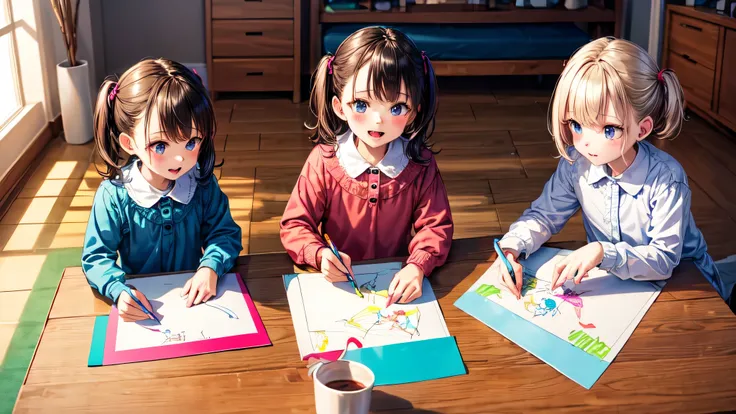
[0,0,22,131]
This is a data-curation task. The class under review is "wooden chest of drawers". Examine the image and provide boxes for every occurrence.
[663,5,736,134]
[206,0,302,103]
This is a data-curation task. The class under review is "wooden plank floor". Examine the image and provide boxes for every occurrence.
[1,82,736,364]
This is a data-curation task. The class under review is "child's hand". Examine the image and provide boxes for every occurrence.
[386,264,424,307]
[493,250,524,300]
[318,248,353,283]
[551,242,604,290]
[182,267,218,307]
[117,289,155,322]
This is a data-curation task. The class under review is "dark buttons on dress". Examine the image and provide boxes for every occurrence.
[369,197,377,203]
[371,168,379,175]
[371,183,377,189]
[162,208,170,215]
[164,224,172,231]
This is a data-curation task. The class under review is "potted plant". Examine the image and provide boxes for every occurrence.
[51,0,93,145]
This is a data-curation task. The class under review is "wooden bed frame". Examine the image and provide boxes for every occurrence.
[308,0,623,77]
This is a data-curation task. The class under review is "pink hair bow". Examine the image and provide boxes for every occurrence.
[108,83,120,101]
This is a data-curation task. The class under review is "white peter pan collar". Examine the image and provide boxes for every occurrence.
[335,130,409,179]
[118,160,198,208]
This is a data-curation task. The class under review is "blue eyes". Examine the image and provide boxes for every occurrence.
[351,100,409,116]
[568,120,621,140]
[150,138,200,154]
[570,120,583,134]
[185,138,200,151]
[353,101,367,113]
[390,104,408,116]
[603,126,618,140]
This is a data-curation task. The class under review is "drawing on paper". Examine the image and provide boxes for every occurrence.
[204,302,239,319]
[339,306,421,339]
[358,270,394,303]
[455,246,665,380]
[140,325,187,345]
[553,287,596,329]
[100,272,270,367]
[525,295,561,317]
[486,274,597,329]
[133,298,243,346]
[521,277,538,296]
[475,284,502,299]
[285,262,451,358]
[313,330,329,352]
[568,329,611,360]
[479,274,598,329]
[112,273,264,354]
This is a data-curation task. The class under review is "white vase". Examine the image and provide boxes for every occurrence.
[56,59,93,145]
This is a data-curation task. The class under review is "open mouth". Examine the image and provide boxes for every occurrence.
[368,131,384,138]
[168,167,182,174]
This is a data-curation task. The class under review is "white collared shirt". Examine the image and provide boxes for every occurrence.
[117,160,198,208]
[335,130,409,179]
[498,140,727,298]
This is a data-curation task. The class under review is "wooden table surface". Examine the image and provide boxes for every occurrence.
[13,237,736,413]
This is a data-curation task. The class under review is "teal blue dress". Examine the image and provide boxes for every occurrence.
[82,161,243,303]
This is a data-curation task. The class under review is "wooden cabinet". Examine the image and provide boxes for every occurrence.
[663,5,736,134]
[718,29,736,127]
[206,0,302,102]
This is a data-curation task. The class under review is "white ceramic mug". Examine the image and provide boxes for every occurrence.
[313,360,375,414]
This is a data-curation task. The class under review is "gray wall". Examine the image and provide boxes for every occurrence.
[101,0,205,76]
[625,0,653,53]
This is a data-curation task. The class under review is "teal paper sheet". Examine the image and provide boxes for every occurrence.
[455,292,608,389]
[343,336,466,386]
[88,315,108,367]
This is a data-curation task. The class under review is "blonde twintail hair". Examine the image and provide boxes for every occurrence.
[549,37,685,162]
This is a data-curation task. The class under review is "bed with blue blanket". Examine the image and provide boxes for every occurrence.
[313,1,621,77]
[323,23,591,62]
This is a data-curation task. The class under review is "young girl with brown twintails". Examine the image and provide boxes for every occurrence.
[280,27,454,306]
[83,58,242,321]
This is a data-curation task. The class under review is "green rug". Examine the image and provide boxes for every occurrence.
[0,248,82,414]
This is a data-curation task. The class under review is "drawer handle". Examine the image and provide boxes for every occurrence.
[245,31,263,36]
[246,71,264,76]
[680,23,703,32]
[243,0,263,2]
[681,54,698,64]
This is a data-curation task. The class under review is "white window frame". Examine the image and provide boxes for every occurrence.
[0,0,25,132]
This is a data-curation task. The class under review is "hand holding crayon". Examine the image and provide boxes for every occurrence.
[321,234,363,298]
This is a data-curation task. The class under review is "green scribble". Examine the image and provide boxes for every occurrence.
[568,329,611,360]
[521,277,538,296]
[475,284,502,299]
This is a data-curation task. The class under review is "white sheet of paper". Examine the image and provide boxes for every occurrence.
[285,262,451,358]
[115,272,258,351]
[466,248,663,363]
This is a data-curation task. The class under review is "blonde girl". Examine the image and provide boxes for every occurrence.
[493,37,731,306]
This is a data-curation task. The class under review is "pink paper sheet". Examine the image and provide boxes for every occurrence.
[103,273,270,365]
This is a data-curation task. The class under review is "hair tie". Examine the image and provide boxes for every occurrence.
[108,83,120,101]
[327,55,335,75]
[421,51,428,75]
[657,68,668,84]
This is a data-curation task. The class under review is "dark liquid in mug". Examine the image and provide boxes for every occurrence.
[325,379,365,391]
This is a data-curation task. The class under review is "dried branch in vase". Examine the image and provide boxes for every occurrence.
[50,0,81,67]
